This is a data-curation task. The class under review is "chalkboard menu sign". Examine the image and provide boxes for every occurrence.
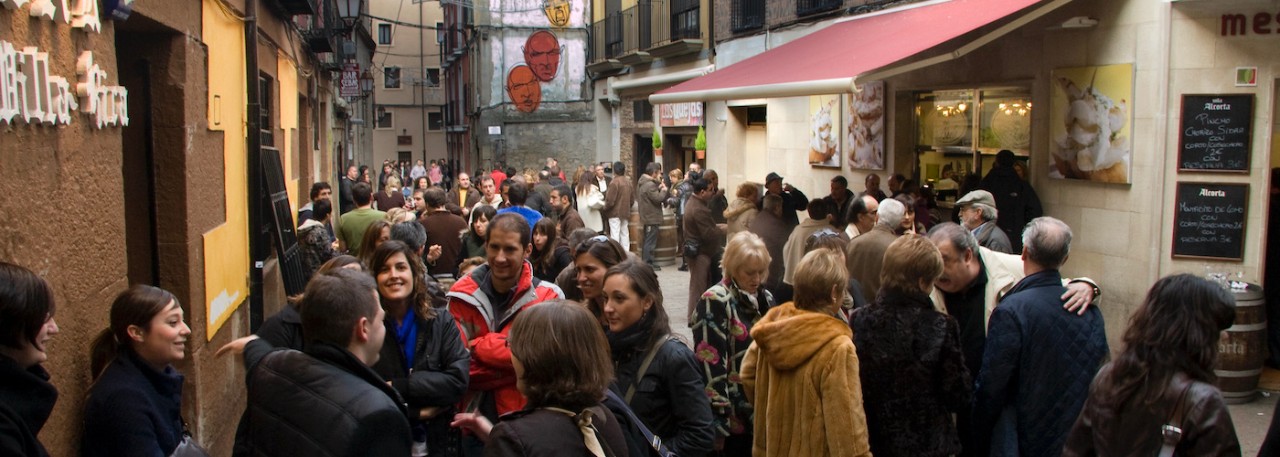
[1178,94,1253,172]
[1172,182,1248,261]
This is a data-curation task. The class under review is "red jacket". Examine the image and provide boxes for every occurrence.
[447,261,563,417]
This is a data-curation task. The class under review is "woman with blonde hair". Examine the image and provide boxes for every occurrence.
[692,231,774,454]
[741,249,871,457]
[375,175,407,211]
[722,182,760,237]
[850,235,970,457]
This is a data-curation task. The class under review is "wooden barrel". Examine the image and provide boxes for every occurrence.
[629,210,642,255]
[654,212,677,266]
[1215,283,1266,404]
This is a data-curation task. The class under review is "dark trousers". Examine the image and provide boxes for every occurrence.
[643,224,660,264]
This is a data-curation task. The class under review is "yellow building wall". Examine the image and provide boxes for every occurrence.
[201,0,250,340]
[278,53,300,221]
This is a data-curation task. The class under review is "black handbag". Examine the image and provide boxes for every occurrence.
[682,239,699,258]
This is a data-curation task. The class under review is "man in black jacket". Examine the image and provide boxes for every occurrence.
[979,150,1042,251]
[242,269,412,456]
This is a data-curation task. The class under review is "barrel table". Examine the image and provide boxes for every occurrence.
[1216,283,1266,404]
[629,209,677,266]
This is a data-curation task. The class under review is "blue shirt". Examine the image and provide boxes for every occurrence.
[496,205,543,233]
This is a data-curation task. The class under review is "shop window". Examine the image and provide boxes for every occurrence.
[428,112,443,131]
[914,87,1031,189]
[376,106,394,129]
[746,106,767,125]
[378,23,393,45]
[634,100,653,123]
[384,67,401,89]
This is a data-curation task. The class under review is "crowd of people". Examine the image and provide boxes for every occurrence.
[0,152,1272,456]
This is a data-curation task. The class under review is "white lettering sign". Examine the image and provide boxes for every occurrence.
[0,42,123,127]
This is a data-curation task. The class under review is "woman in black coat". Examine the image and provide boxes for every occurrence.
[0,262,60,457]
[850,236,972,457]
[83,285,197,457]
[603,260,715,457]
[451,300,631,456]
[369,241,471,456]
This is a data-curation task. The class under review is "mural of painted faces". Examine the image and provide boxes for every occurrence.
[542,0,571,27]
[523,30,562,82]
[506,65,542,113]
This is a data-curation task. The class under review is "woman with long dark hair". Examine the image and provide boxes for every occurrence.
[572,235,629,323]
[575,170,606,233]
[83,285,198,456]
[461,205,497,261]
[1064,274,1240,455]
[603,259,715,457]
[356,219,393,268]
[0,262,60,456]
[530,218,572,283]
[368,240,470,456]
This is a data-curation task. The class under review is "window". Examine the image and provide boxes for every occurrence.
[428,112,443,131]
[425,68,440,87]
[376,106,393,129]
[732,0,765,32]
[384,67,401,89]
[633,100,653,123]
[670,0,700,41]
[797,0,840,17]
[259,73,274,146]
[746,106,767,126]
[378,23,393,45]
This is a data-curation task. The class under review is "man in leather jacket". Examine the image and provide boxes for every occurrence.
[241,269,412,456]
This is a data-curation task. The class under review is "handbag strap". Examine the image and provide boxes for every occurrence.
[1158,381,1195,457]
[624,337,668,404]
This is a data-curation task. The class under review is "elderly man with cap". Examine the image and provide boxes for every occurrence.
[956,190,1014,254]
[761,172,809,229]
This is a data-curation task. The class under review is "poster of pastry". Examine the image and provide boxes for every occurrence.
[1049,64,1133,184]
[845,81,885,170]
[808,95,841,168]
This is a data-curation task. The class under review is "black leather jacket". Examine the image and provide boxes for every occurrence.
[610,337,715,457]
[242,340,412,457]
[1063,367,1241,456]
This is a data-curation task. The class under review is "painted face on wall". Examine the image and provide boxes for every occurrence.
[542,0,571,27]
[523,31,562,82]
[506,65,542,113]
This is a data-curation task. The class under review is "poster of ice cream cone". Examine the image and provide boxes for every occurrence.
[845,81,885,170]
[1049,64,1134,184]
[809,95,841,168]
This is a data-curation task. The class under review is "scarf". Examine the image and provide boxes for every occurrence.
[606,312,656,360]
[543,407,609,457]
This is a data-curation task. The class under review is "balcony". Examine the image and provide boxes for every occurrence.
[647,0,702,59]
[797,0,841,18]
[732,0,764,33]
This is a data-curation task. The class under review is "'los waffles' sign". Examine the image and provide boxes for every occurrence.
[659,102,703,127]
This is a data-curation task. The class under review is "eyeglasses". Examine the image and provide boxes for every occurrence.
[588,235,608,243]
[810,228,842,240]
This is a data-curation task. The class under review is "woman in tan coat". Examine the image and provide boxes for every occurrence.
[740,249,872,457]
[723,182,760,237]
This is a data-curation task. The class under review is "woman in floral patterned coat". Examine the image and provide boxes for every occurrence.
[692,232,775,456]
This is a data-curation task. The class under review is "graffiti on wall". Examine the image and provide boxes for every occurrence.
[491,0,586,113]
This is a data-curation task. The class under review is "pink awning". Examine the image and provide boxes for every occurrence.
[651,0,1067,103]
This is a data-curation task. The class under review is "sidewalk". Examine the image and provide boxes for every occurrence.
[658,267,1276,454]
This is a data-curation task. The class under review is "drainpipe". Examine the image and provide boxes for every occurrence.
[245,0,265,332]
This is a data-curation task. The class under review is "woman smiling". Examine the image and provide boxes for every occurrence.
[368,240,470,456]
[82,285,199,457]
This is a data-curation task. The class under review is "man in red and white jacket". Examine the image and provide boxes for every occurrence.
[447,213,563,423]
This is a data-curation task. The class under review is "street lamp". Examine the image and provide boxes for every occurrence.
[360,70,374,97]
[335,0,364,32]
